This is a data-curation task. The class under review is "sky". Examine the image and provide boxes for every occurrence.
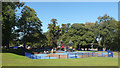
[17,2,118,32]
[20,0,119,2]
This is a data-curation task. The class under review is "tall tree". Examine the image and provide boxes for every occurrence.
[2,2,24,48]
[59,23,90,50]
[117,21,120,51]
[47,19,60,48]
[16,6,43,48]
[96,14,118,50]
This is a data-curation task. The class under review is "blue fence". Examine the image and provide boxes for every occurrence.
[25,51,113,59]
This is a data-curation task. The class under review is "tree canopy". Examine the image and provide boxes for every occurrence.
[16,6,43,47]
[2,2,24,48]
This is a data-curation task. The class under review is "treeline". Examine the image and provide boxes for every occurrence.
[2,2,120,51]
[46,16,119,51]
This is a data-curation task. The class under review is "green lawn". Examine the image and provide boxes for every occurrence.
[2,53,118,66]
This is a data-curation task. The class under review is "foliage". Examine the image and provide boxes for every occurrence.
[56,14,119,51]
[46,19,60,47]
[96,14,118,50]
[16,6,43,47]
[2,2,24,48]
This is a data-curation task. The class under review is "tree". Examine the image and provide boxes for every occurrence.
[116,21,120,51]
[97,14,114,23]
[47,19,60,48]
[16,6,43,48]
[2,2,24,48]
[96,14,118,51]
[56,14,118,51]
[69,23,94,50]
[60,23,71,35]
[59,23,90,50]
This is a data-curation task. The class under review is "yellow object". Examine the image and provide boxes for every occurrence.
[69,46,72,49]
[51,51,53,53]
[54,50,56,51]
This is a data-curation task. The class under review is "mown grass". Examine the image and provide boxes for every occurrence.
[0,53,2,67]
[2,53,118,66]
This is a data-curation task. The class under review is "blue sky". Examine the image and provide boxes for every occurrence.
[17,2,118,32]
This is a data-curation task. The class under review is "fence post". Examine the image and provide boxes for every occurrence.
[25,52,26,56]
[36,55,37,59]
[30,54,31,58]
[40,56,41,59]
[97,52,98,57]
[49,56,50,59]
[92,52,93,56]
[102,52,103,57]
[31,55,33,59]
[88,52,89,57]
[67,54,69,59]
[111,52,113,58]
[75,53,77,58]
[82,53,83,58]
[59,55,60,59]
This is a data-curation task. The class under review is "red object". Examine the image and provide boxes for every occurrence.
[61,46,64,48]
[34,46,37,48]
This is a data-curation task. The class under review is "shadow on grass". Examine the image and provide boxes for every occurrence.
[2,48,26,56]
[2,48,44,56]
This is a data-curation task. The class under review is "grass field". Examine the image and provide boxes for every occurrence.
[2,53,118,66]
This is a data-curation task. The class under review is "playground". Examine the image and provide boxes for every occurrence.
[2,38,118,67]
[24,40,115,59]
[2,39,118,66]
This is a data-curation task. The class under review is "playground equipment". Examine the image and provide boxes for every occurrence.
[68,40,73,52]
[57,40,65,51]
[107,50,113,57]
[57,40,74,52]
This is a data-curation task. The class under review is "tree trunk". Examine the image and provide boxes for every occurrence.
[87,48,89,51]
[84,47,85,51]
[23,43,26,50]
[6,40,9,49]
